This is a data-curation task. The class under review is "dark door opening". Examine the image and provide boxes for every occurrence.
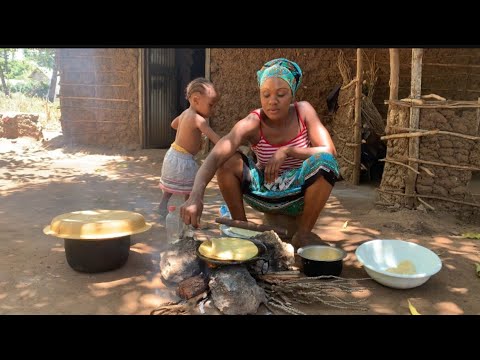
[144,48,206,149]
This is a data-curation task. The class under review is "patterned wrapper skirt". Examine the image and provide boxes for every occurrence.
[241,152,340,216]
[159,145,198,195]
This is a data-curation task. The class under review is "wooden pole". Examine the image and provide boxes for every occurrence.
[200,48,212,156]
[138,49,145,148]
[389,49,399,101]
[405,49,424,208]
[476,98,480,133]
[352,48,363,185]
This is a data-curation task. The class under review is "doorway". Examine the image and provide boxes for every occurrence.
[143,48,205,148]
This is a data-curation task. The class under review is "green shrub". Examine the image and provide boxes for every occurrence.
[9,80,49,98]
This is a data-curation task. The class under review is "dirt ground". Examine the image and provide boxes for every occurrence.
[1,135,480,315]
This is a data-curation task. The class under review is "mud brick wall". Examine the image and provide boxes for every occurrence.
[331,83,356,182]
[379,104,480,215]
[378,105,410,206]
[57,49,140,148]
[416,108,480,213]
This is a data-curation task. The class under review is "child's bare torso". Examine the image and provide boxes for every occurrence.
[174,109,204,155]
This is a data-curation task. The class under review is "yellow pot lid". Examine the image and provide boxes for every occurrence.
[43,210,152,240]
[198,237,258,261]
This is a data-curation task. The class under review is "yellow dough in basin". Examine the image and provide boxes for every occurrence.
[199,237,259,261]
[386,260,417,275]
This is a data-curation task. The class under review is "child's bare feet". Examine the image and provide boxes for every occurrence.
[157,205,168,219]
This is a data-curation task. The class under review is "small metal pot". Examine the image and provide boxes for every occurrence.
[64,236,131,273]
[297,245,347,277]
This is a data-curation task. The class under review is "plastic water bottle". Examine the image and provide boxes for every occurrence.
[219,203,232,219]
[165,205,183,244]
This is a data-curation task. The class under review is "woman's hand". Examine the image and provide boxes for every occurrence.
[180,196,203,228]
[264,147,288,183]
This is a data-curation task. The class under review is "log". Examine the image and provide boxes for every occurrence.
[421,93,446,101]
[215,217,288,236]
[417,197,436,211]
[407,158,480,172]
[379,158,420,174]
[381,129,439,141]
[400,97,424,105]
[176,274,209,300]
[419,166,435,177]
[386,126,480,141]
[406,48,423,208]
[389,49,399,101]
[352,48,363,185]
[384,100,480,108]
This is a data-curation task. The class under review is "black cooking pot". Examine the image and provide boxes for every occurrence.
[64,236,130,273]
[297,245,347,277]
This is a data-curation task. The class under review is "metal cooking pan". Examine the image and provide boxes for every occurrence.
[196,238,270,273]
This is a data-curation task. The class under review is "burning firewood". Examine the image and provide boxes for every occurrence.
[176,274,209,300]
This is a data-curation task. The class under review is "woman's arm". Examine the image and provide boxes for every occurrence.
[180,114,259,227]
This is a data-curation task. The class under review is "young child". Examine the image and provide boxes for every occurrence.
[158,78,221,217]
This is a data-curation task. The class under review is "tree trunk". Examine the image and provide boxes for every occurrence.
[0,66,9,97]
[47,63,58,102]
[0,49,10,96]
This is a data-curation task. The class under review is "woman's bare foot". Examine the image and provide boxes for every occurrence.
[291,231,327,250]
[292,231,328,270]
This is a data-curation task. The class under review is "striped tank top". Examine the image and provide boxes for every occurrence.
[251,102,310,173]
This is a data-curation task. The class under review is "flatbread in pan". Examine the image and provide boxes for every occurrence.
[228,227,261,238]
[198,237,258,261]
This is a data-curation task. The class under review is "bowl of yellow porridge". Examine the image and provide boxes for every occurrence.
[355,239,442,289]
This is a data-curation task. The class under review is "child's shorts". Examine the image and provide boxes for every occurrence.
[159,145,198,195]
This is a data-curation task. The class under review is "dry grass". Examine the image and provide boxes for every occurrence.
[0,93,61,130]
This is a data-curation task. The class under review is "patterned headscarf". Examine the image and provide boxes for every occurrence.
[256,58,303,96]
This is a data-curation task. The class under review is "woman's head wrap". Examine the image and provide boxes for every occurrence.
[256,58,303,96]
